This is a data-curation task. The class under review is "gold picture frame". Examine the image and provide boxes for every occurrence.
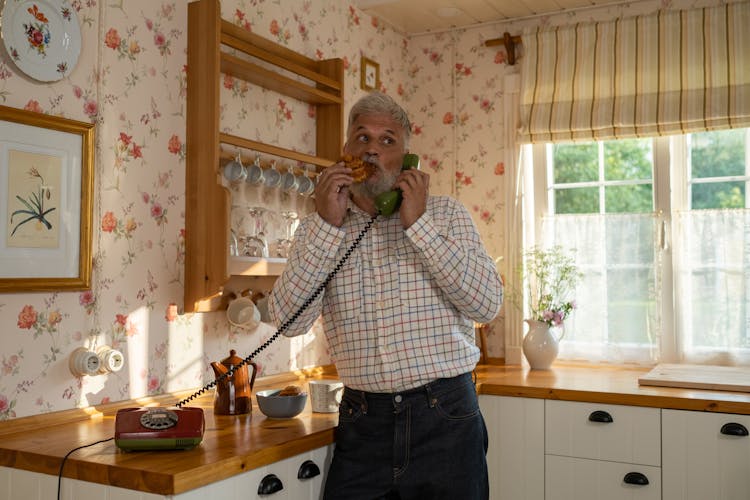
[0,104,95,292]
[360,56,380,91]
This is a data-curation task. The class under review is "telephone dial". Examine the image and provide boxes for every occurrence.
[113,153,420,451]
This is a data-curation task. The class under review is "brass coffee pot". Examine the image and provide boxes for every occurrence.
[210,350,257,415]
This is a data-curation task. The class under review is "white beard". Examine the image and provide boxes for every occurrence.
[350,164,398,200]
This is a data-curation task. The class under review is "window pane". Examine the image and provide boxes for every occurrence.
[604,139,653,181]
[543,214,660,364]
[673,210,750,363]
[691,129,746,178]
[555,187,598,214]
[607,268,655,345]
[687,266,749,349]
[553,143,598,183]
[605,184,653,213]
[691,181,745,209]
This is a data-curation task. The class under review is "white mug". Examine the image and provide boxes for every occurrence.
[308,379,344,413]
[226,297,261,329]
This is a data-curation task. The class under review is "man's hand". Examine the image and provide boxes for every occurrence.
[397,168,429,229]
[314,162,353,227]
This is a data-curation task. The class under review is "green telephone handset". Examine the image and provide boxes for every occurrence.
[374,153,420,216]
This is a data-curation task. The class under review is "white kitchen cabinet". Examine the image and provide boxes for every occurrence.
[479,395,545,500]
[0,445,332,500]
[272,445,332,500]
[178,445,331,499]
[544,400,661,500]
[662,409,750,500]
[545,455,661,500]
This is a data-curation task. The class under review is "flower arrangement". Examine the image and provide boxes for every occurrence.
[520,245,581,327]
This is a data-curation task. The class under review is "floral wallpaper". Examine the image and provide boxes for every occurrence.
[0,0,718,420]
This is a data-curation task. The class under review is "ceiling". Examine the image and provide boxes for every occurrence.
[351,0,628,34]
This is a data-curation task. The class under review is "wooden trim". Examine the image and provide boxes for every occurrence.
[185,0,227,313]
[485,32,522,65]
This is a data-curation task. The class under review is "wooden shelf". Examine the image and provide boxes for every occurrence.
[219,133,335,169]
[228,257,286,276]
[184,0,344,313]
[220,54,342,105]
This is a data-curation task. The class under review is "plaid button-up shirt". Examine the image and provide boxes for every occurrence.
[269,195,503,392]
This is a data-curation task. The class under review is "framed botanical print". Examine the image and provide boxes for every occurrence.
[360,56,380,91]
[0,105,95,291]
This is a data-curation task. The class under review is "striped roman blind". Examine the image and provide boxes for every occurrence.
[519,1,750,144]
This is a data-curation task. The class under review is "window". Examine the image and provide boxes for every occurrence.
[530,128,750,365]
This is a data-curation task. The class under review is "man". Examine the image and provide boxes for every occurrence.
[268,91,503,499]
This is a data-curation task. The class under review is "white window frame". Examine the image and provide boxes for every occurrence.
[529,132,749,365]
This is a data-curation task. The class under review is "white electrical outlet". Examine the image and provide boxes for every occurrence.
[97,346,124,374]
[69,347,101,377]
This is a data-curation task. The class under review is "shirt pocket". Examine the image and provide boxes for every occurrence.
[325,250,363,322]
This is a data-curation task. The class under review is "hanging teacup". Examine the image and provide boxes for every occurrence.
[246,154,265,185]
[222,153,246,182]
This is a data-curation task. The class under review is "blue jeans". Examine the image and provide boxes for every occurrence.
[323,372,489,500]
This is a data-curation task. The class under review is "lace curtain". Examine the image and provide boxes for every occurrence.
[542,213,663,364]
[519,2,750,143]
[673,209,750,365]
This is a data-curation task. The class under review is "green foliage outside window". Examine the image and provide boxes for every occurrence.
[690,129,746,209]
[552,131,747,213]
[552,139,654,214]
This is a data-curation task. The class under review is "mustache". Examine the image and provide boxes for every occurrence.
[361,153,381,169]
[349,156,397,200]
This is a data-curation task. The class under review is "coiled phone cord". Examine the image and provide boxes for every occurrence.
[57,213,378,500]
[175,212,378,408]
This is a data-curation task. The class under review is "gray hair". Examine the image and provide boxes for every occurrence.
[347,92,412,148]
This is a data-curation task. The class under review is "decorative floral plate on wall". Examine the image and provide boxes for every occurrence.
[1,0,81,82]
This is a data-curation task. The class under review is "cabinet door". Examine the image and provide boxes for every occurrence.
[546,455,661,500]
[546,400,661,466]
[479,395,544,500]
[663,409,750,500]
[308,445,333,500]
[267,447,331,500]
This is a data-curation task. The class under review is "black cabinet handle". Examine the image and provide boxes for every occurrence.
[720,422,749,436]
[623,472,649,486]
[258,473,283,495]
[298,459,321,479]
[588,410,614,423]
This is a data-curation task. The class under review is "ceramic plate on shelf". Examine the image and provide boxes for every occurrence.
[1,0,81,82]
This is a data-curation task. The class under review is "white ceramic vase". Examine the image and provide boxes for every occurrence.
[522,319,564,370]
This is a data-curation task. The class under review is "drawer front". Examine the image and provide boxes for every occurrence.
[546,400,660,466]
[545,455,661,500]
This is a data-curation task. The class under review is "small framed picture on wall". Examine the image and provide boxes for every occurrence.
[360,56,380,91]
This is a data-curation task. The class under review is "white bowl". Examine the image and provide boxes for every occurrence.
[255,389,307,419]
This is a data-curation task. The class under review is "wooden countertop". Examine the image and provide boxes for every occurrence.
[2,362,750,495]
[0,367,340,495]
[475,363,750,414]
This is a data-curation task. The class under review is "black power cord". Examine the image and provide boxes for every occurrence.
[57,437,114,500]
